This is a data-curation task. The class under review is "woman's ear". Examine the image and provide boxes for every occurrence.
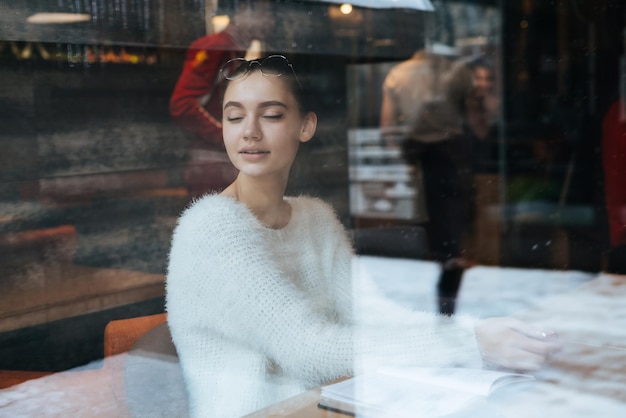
[298,111,317,143]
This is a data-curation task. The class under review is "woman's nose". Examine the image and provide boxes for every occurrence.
[243,118,262,141]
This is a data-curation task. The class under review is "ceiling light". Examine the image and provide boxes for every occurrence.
[317,0,434,11]
[340,4,353,15]
[26,13,91,24]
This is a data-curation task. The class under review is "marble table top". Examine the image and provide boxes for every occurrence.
[1,257,624,417]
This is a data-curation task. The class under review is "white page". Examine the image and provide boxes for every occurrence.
[322,373,481,417]
[377,367,534,396]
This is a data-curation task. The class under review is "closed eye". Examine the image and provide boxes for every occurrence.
[226,116,244,122]
[263,114,284,120]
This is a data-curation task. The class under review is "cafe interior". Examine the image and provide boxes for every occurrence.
[0,0,625,416]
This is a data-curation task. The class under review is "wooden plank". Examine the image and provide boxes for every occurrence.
[0,263,165,333]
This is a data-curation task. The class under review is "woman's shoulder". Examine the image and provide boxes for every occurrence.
[290,195,338,219]
[184,192,240,212]
[175,193,255,236]
[289,196,346,237]
[180,193,240,217]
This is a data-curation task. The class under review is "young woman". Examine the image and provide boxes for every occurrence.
[166,55,561,418]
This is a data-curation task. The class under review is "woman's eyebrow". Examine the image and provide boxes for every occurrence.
[258,100,287,109]
[223,101,243,110]
[223,100,288,110]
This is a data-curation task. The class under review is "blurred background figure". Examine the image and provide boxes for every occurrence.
[401,55,499,315]
[601,27,626,275]
[379,46,455,224]
[602,97,626,274]
[169,0,273,198]
[380,49,444,147]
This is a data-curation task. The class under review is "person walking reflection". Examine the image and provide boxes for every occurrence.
[380,49,443,147]
[379,48,453,223]
[169,0,274,198]
[402,56,499,315]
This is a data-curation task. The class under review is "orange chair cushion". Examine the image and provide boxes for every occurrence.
[0,370,54,389]
[103,313,167,358]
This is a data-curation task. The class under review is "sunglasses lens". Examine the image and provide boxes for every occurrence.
[220,56,300,89]
[221,58,248,80]
[260,55,290,77]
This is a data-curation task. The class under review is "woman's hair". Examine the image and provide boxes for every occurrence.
[278,64,312,116]
[221,55,313,116]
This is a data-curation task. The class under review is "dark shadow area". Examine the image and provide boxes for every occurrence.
[0,297,165,372]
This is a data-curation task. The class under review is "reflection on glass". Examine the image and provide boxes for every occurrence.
[1,1,626,417]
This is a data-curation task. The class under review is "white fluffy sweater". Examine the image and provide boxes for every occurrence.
[166,195,482,417]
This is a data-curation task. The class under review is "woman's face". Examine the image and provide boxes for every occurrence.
[222,71,316,179]
[472,66,493,97]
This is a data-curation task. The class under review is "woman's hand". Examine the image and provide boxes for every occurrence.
[475,317,562,371]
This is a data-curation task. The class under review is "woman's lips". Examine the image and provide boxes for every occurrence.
[240,150,269,154]
[239,149,270,161]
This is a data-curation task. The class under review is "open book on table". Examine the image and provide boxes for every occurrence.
[318,367,534,418]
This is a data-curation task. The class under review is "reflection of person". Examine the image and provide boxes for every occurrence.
[403,56,499,315]
[166,55,560,418]
[379,50,449,222]
[169,0,274,197]
[380,49,441,147]
[602,98,626,274]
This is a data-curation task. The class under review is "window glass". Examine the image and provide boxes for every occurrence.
[1,0,625,416]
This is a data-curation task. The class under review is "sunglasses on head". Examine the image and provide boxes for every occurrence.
[219,55,302,90]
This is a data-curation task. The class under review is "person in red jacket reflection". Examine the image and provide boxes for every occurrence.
[170,0,274,198]
[602,97,626,274]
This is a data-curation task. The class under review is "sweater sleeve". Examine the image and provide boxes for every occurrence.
[318,202,483,366]
[167,197,482,389]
